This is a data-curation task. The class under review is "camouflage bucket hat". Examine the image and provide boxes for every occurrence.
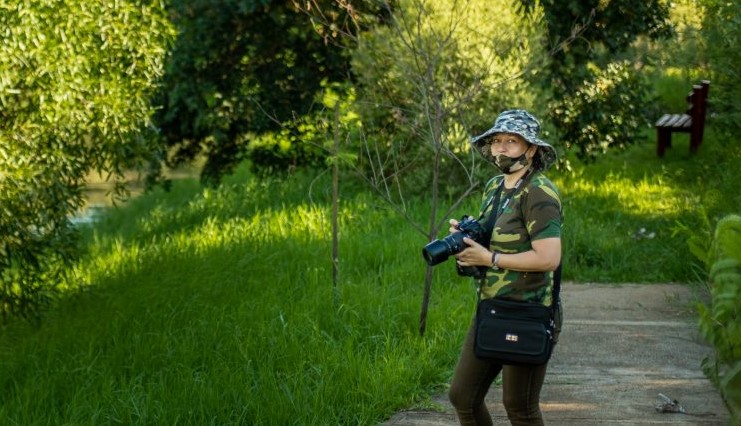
[470,109,557,170]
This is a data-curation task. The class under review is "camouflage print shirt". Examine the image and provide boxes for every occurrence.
[476,171,562,307]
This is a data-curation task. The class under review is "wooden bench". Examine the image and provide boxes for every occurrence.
[655,80,710,157]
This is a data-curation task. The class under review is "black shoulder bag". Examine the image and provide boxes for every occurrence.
[473,169,562,365]
[474,266,561,365]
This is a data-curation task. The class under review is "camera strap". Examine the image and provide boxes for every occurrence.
[480,167,535,242]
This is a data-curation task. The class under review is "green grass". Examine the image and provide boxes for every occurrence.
[0,170,474,424]
[553,123,740,283]
[0,110,739,424]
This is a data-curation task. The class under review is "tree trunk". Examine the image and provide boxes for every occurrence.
[332,103,341,304]
[419,85,444,337]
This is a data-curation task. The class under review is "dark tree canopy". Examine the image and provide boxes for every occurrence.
[153,0,386,184]
[520,0,672,162]
[522,0,672,92]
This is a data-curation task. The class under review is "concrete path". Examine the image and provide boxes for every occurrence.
[385,283,731,425]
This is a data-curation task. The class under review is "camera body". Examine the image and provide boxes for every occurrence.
[422,216,489,278]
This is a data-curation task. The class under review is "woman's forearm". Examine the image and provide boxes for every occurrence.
[495,238,561,272]
[495,250,559,272]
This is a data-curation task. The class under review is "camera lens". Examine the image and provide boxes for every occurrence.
[422,232,466,266]
[422,239,450,265]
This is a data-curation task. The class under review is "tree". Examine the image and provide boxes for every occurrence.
[303,0,550,335]
[0,0,174,321]
[700,0,741,136]
[521,0,672,162]
[525,0,671,90]
[152,0,380,185]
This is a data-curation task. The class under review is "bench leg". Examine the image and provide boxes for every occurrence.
[657,128,671,157]
[690,128,701,154]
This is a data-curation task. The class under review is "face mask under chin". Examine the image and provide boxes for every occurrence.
[493,153,530,174]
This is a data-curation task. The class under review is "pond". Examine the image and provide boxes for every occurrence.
[71,166,199,226]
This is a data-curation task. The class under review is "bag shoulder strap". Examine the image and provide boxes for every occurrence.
[551,263,562,316]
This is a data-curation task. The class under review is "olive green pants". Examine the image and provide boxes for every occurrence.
[448,320,550,426]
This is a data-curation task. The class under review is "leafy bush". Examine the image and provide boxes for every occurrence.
[548,61,651,162]
[698,214,741,422]
[0,0,174,321]
[245,84,358,176]
[246,125,327,175]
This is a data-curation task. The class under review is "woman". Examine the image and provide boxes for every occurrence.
[448,109,563,426]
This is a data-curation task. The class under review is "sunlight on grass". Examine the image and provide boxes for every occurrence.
[557,170,690,217]
[72,202,334,293]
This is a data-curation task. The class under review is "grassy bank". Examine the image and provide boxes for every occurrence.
[1,170,473,424]
[0,122,739,423]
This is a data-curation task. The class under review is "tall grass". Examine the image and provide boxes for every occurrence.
[0,108,739,423]
[0,168,475,424]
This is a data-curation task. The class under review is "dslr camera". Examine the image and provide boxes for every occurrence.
[422,216,489,278]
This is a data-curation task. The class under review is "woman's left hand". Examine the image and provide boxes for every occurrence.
[454,237,492,267]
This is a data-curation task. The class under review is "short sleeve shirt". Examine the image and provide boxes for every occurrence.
[476,171,562,306]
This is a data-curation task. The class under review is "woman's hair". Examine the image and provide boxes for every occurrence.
[531,146,546,171]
